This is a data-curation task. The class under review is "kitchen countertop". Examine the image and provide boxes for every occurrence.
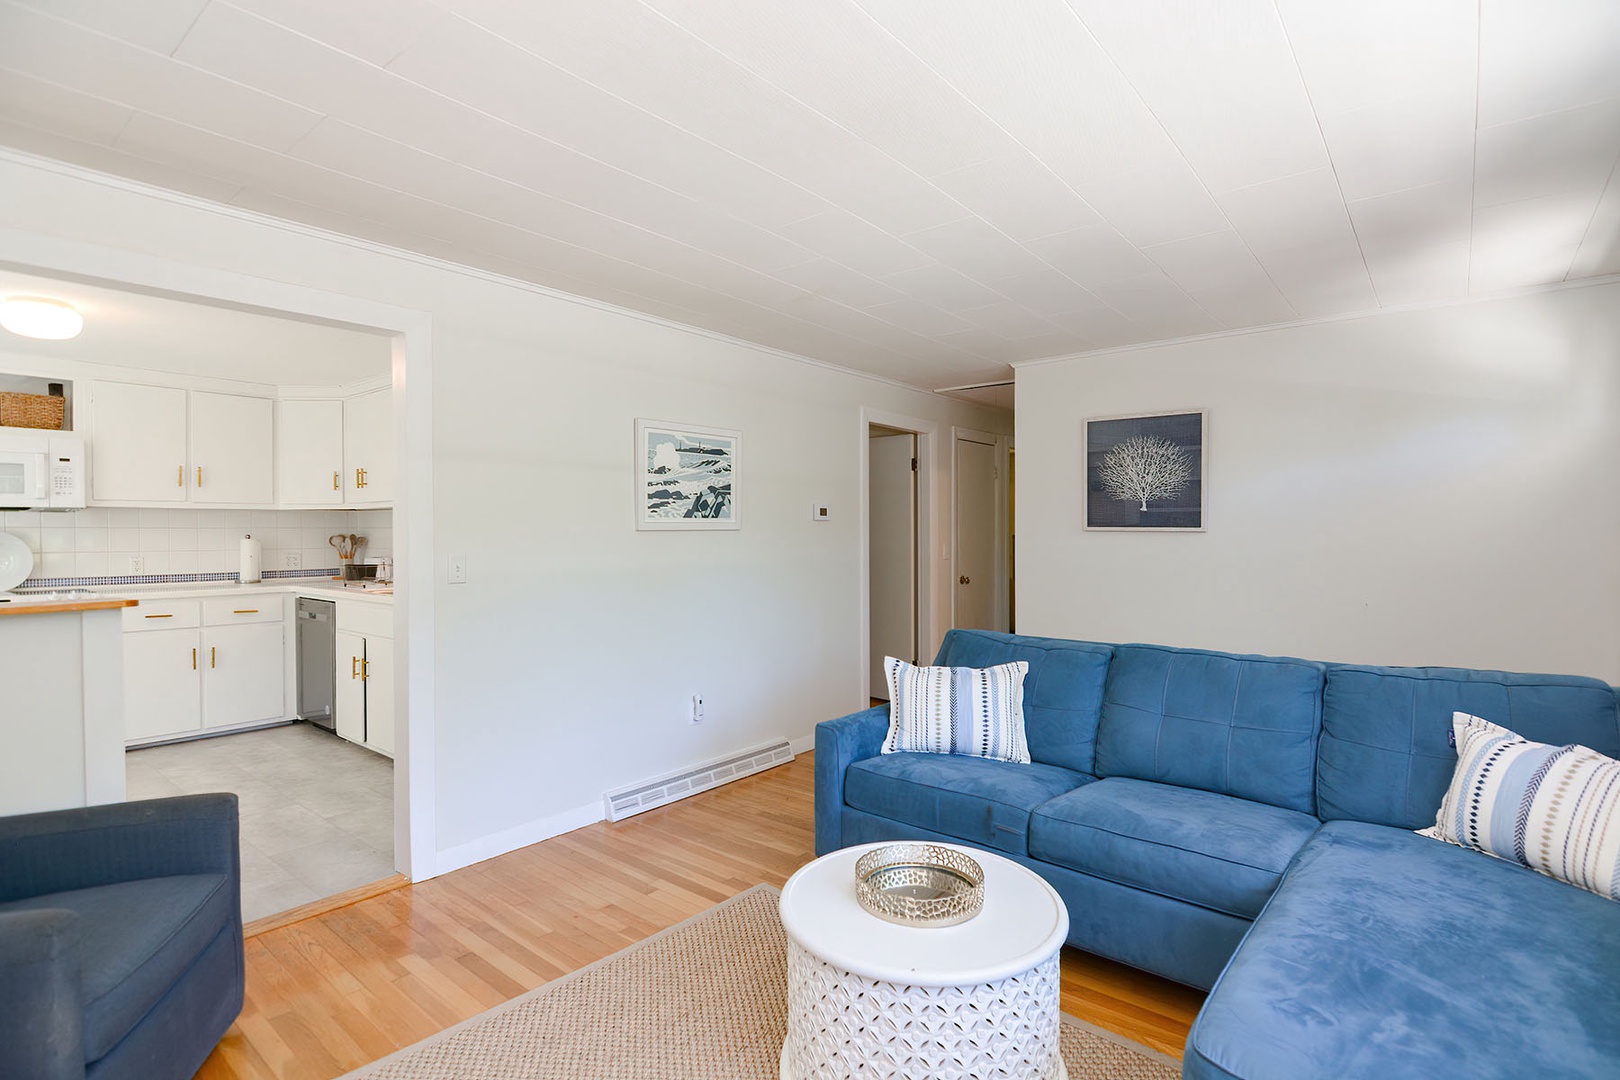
[4,580,395,607]
[0,598,138,616]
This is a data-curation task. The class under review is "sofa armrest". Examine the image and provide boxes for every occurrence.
[814,706,889,855]
[0,794,239,904]
[0,909,84,1080]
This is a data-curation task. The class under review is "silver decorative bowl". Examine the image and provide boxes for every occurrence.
[854,844,985,928]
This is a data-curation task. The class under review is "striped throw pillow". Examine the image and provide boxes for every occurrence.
[1419,712,1620,902]
[881,656,1030,764]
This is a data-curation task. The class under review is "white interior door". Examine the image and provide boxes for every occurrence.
[869,432,917,697]
[954,435,1000,632]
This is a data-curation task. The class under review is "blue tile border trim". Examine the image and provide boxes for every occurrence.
[17,567,344,590]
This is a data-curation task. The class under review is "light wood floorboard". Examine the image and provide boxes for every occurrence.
[197,753,1203,1078]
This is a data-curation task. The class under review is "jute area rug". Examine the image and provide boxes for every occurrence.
[342,884,1180,1079]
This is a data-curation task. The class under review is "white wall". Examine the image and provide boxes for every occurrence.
[1016,282,1620,682]
[0,153,1009,868]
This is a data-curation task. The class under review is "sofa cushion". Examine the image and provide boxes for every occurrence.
[933,630,1113,775]
[844,752,1092,856]
[1317,664,1620,830]
[1095,645,1325,814]
[0,873,235,1062]
[1185,820,1620,1080]
[1028,778,1319,919]
[882,656,1031,763]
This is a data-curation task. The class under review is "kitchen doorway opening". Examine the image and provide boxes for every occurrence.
[1,246,435,920]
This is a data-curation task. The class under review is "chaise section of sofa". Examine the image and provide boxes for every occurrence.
[1184,820,1620,1080]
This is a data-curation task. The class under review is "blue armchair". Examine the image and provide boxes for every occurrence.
[0,794,244,1080]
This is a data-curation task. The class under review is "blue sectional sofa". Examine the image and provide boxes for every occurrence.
[815,630,1620,1079]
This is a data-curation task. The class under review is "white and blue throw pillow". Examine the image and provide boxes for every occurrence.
[1420,711,1620,902]
[881,656,1030,764]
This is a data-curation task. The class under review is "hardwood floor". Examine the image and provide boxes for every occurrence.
[197,753,1203,1079]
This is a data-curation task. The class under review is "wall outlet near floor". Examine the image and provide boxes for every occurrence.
[448,554,467,584]
[691,694,704,724]
[128,554,145,573]
[283,553,302,570]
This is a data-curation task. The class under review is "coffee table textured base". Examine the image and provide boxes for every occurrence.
[779,940,1068,1080]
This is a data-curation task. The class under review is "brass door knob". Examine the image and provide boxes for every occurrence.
[958,575,970,585]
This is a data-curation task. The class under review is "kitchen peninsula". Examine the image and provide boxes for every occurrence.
[0,596,135,815]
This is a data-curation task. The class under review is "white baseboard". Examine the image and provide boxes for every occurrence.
[430,730,818,877]
[432,799,603,877]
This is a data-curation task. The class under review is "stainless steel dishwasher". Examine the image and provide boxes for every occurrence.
[296,597,336,731]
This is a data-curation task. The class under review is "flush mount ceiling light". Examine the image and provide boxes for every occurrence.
[0,297,85,340]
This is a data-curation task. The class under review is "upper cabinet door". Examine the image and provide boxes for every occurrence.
[343,389,392,505]
[91,381,189,503]
[276,399,344,506]
[191,392,273,505]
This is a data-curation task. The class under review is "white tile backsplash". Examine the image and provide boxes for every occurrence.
[0,507,392,581]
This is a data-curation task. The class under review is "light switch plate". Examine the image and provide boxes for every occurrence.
[448,554,467,584]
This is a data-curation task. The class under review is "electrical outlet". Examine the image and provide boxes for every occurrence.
[283,553,302,570]
[128,554,145,574]
[691,694,704,724]
[448,554,467,584]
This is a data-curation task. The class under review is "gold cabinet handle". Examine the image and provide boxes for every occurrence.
[191,647,197,670]
[210,646,216,668]
[144,613,173,619]
[333,470,340,491]
[959,575,971,585]
[351,656,360,679]
[232,609,258,615]
[178,465,184,487]
[360,657,369,681]
[355,467,367,489]
[197,466,203,487]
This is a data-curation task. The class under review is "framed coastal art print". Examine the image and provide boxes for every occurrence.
[635,419,741,530]
[1084,410,1205,531]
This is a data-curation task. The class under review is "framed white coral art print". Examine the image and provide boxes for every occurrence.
[635,419,741,530]
[1084,410,1205,531]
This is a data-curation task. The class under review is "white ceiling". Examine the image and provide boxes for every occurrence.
[0,0,1616,391]
[0,268,391,385]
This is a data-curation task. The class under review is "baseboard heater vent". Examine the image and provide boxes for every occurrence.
[603,739,794,822]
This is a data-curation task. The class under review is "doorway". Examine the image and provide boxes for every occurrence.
[868,425,918,699]
[953,428,1011,633]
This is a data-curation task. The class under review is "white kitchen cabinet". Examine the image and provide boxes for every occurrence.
[343,389,391,505]
[360,636,394,756]
[202,622,285,728]
[276,399,344,505]
[123,597,289,746]
[333,603,393,757]
[91,381,273,506]
[190,392,273,504]
[334,628,367,744]
[123,626,203,742]
[91,382,189,502]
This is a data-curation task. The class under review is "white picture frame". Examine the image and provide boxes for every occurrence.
[635,419,741,531]
[1083,409,1206,532]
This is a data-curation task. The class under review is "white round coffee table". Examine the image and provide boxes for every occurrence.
[779,841,1069,1080]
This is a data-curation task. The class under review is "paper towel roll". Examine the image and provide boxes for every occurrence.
[239,534,262,584]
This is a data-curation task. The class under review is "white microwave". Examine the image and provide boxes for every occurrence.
[0,429,85,511]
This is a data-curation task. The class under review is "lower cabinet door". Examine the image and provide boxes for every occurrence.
[362,635,394,758]
[335,629,367,744]
[124,629,202,742]
[203,623,285,729]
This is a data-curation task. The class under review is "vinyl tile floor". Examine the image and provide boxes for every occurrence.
[125,722,396,923]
